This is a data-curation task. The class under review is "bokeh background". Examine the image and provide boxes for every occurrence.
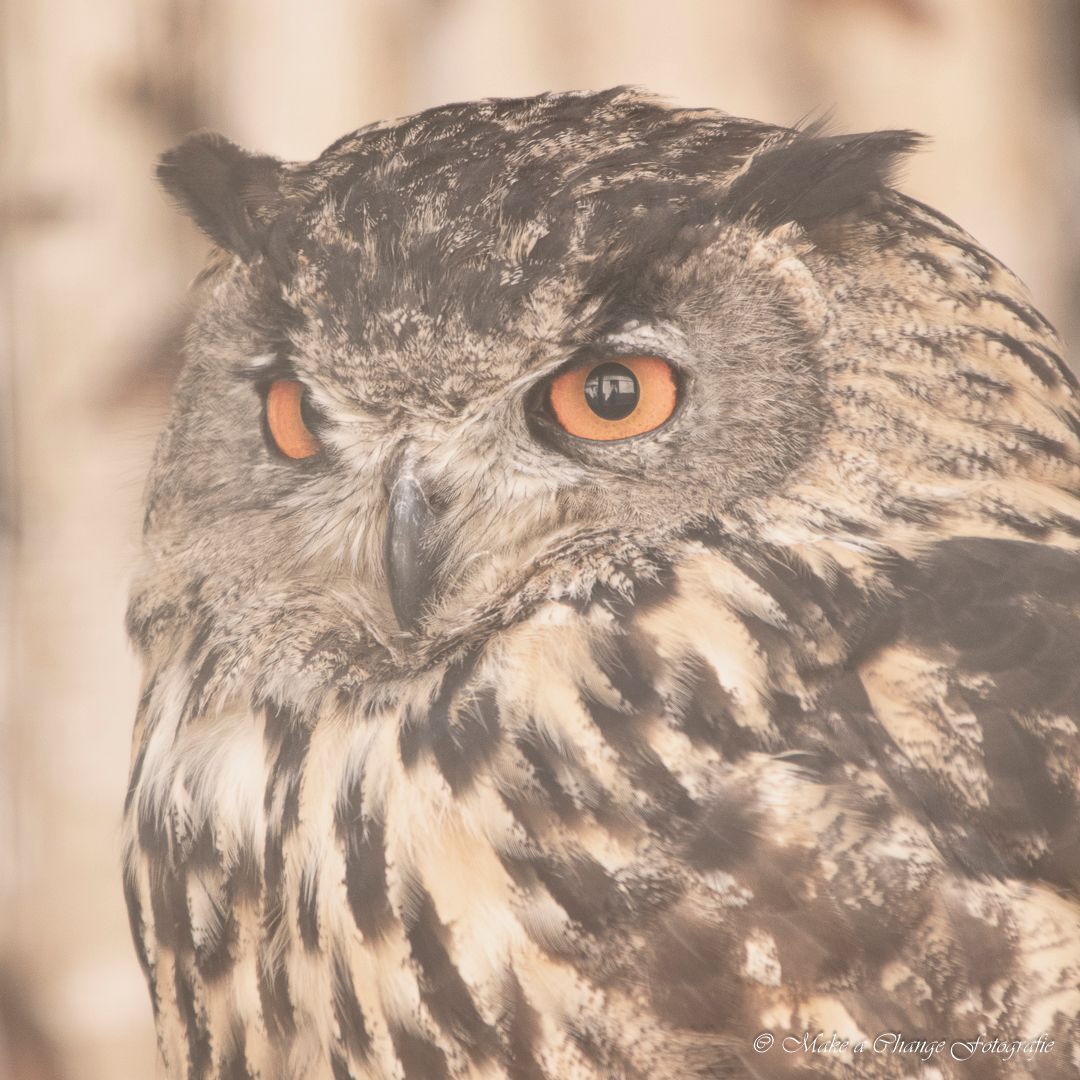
[1,1,1078,1077]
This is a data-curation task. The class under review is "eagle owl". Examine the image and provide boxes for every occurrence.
[123,89,1080,1079]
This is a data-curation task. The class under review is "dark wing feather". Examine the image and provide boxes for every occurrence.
[620,535,1080,1076]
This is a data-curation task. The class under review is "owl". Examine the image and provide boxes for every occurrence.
[123,88,1080,1080]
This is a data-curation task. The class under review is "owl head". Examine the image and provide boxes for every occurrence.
[132,87,1073,712]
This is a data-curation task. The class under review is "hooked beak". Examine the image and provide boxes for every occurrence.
[384,460,440,633]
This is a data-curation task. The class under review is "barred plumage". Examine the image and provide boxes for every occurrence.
[125,88,1080,1079]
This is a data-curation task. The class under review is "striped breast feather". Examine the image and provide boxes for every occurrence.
[124,529,1080,1079]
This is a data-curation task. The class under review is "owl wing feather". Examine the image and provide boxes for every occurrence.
[460,532,1080,1077]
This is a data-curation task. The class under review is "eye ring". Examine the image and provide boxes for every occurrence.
[548,355,678,441]
[265,379,322,460]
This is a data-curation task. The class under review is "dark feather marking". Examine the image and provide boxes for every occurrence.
[405,889,500,1061]
[626,562,680,611]
[183,821,218,872]
[494,847,544,899]
[885,493,955,524]
[767,906,865,989]
[219,1031,252,1080]
[497,784,560,848]
[220,1054,251,1080]
[192,838,260,982]
[734,543,867,638]
[499,971,547,1080]
[137,792,171,859]
[122,873,153,979]
[1063,409,1080,444]
[996,424,1072,462]
[646,911,744,1031]
[734,609,799,687]
[184,646,224,721]
[257,953,296,1040]
[265,707,312,836]
[1054,514,1080,538]
[124,675,158,812]
[297,865,320,951]
[259,825,296,1034]
[907,248,953,279]
[902,538,1080,684]
[183,617,216,668]
[671,654,752,754]
[229,842,262,905]
[430,684,502,794]
[988,509,1050,539]
[399,650,481,771]
[502,848,628,935]
[513,734,581,823]
[332,949,372,1065]
[193,893,239,983]
[173,964,212,1080]
[147,865,194,955]
[261,766,288,970]
[497,757,633,865]
[819,666,875,718]
[337,771,393,939]
[564,1019,647,1080]
[977,708,1074,852]
[585,624,702,821]
[261,699,286,747]
[582,693,697,824]
[389,1026,451,1080]
[126,598,179,650]
[984,290,1056,334]
[982,330,1063,388]
[955,369,1014,395]
[586,561,678,621]
[900,195,999,280]
[124,745,148,818]
[262,828,284,908]
[594,630,662,711]
[682,782,764,871]
[397,702,427,769]
[946,900,1018,993]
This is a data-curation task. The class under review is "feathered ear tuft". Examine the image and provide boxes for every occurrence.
[724,128,925,233]
[157,133,288,261]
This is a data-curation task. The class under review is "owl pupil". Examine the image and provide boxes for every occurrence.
[584,362,639,421]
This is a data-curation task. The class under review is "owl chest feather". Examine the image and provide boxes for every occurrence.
[124,537,1080,1080]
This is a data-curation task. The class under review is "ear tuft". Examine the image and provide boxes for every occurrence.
[157,133,287,260]
[725,128,925,233]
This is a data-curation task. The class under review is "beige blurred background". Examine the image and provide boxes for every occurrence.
[1,1,1078,1077]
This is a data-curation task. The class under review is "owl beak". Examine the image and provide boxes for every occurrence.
[384,461,439,633]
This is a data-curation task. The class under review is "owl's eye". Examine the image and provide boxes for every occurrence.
[549,356,678,441]
[265,379,322,460]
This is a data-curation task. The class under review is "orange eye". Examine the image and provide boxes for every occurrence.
[548,356,677,441]
[265,379,321,460]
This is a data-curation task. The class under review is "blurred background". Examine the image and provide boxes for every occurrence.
[1,1,1078,1077]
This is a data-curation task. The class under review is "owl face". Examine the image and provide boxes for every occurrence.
[135,89,932,692]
